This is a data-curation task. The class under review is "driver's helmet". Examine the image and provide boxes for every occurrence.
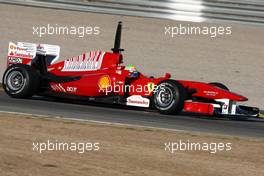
[125,64,137,72]
[125,64,139,77]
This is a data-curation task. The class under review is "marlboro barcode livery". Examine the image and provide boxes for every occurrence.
[62,51,105,72]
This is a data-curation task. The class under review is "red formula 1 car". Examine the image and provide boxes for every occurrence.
[2,22,260,118]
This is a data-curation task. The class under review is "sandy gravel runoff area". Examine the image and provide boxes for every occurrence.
[0,4,263,109]
[0,112,263,176]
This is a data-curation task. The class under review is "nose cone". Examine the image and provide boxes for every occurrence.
[231,92,248,101]
[238,95,248,101]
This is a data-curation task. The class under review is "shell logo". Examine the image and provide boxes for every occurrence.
[98,75,111,89]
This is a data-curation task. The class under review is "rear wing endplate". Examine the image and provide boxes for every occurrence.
[7,42,60,66]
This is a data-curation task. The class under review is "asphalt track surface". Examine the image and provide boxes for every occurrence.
[0,92,263,138]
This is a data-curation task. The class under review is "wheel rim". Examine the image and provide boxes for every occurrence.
[156,84,174,107]
[6,71,25,91]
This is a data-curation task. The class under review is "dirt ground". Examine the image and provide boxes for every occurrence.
[0,112,263,176]
[0,4,263,109]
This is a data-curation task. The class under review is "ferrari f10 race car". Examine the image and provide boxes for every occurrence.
[2,22,260,118]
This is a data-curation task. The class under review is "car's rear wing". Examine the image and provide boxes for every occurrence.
[7,42,60,67]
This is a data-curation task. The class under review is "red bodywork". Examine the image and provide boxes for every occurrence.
[38,51,248,115]
[48,52,167,96]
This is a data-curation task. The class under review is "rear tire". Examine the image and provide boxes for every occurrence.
[153,80,186,114]
[2,64,40,98]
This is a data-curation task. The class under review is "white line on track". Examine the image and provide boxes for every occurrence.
[0,110,261,139]
[0,110,187,133]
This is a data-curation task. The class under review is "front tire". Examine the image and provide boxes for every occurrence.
[2,64,40,98]
[153,80,186,114]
